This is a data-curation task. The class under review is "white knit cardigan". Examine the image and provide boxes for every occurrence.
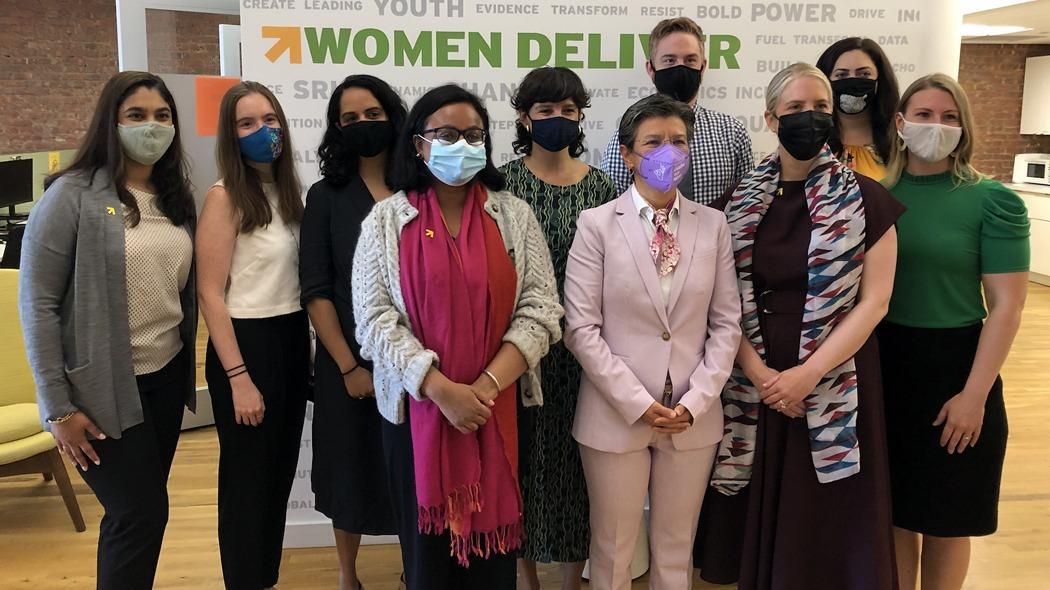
[351,188,563,424]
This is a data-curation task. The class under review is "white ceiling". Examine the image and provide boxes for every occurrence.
[963,0,1050,44]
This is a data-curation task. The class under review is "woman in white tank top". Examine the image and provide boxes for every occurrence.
[195,81,310,590]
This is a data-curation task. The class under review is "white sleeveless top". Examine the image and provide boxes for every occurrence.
[214,180,302,319]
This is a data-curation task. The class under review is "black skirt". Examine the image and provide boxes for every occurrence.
[311,342,398,534]
[878,321,1008,537]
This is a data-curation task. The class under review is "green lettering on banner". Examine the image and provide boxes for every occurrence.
[354,28,390,65]
[394,30,433,66]
[469,32,501,67]
[517,33,551,68]
[709,35,741,69]
[305,27,351,64]
[587,33,616,69]
[436,31,466,67]
[554,33,584,68]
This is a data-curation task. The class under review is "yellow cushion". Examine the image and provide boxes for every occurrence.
[0,430,55,465]
[0,402,43,445]
[0,269,37,406]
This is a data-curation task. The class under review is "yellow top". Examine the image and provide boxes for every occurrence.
[841,145,885,181]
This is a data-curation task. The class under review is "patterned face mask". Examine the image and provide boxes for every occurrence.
[633,143,690,192]
[238,125,283,163]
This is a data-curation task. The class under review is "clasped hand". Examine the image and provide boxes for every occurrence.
[755,364,822,419]
[642,402,693,434]
[423,371,498,434]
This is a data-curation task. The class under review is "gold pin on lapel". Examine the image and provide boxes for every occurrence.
[424,229,435,238]
[106,206,116,215]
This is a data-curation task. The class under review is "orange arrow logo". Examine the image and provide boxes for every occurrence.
[263,26,302,64]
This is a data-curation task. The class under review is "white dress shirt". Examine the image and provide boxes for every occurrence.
[631,185,681,307]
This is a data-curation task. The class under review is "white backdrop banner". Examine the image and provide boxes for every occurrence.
[237,0,962,548]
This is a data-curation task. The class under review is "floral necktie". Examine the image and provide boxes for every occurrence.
[649,207,680,277]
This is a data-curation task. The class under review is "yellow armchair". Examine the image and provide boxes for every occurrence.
[0,268,84,532]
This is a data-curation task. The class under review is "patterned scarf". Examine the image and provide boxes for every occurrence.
[399,183,522,565]
[711,147,866,495]
[650,207,680,276]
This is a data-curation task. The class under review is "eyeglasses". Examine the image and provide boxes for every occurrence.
[418,126,486,146]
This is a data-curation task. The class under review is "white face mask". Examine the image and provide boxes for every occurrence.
[897,118,962,162]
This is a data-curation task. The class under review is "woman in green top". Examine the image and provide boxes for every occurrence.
[880,73,1030,590]
[500,66,617,590]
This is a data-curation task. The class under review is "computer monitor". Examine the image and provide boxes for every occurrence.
[0,158,34,215]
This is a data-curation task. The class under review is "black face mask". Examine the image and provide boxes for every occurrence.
[340,120,395,158]
[831,78,878,115]
[528,116,580,153]
[776,111,834,161]
[652,64,702,103]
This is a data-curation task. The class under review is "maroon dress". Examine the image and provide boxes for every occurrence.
[693,175,905,589]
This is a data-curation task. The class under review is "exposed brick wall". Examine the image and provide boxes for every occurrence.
[0,1,118,154]
[959,44,1050,181]
[146,9,239,76]
[0,5,238,156]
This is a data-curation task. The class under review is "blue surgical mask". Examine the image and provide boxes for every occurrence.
[419,137,487,186]
[239,125,283,163]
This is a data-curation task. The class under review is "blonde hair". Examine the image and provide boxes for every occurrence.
[648,18,705,58]
[765,63,832,115]
[883,73,984,188]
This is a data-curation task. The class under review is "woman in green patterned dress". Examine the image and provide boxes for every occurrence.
[501,66,617,590]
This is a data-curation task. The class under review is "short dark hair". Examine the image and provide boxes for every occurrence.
[617,94,696,148]
[510,67,591,158]
[317,74,407,187]
[649,18,705,58]
[46,71,195,228]
[386,84,505,193]
[816,37,900,164]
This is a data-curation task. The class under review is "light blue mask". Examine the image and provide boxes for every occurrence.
[420,138,487,186]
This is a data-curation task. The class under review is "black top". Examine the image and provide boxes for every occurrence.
[299,175,376,370]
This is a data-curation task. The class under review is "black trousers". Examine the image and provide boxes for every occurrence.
[381,404,516,590]
[206,312,310,590]
[78,348,188,590]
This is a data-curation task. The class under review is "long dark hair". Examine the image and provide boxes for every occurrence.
[816,37,900,164]
[317,75,407,187]
[510,67,591,157]
[216,81,303,233]
[387,84,506,193]
[45,71,194,227]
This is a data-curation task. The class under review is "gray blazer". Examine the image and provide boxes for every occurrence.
[19,171,197,438]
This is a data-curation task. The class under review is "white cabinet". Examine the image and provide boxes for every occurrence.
[1021,56,1050,136]
[1019,191,1050,284]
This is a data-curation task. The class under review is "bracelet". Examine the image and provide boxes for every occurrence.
[482,369,502,392]
[341,364,361,377]
[227,368,248,380]
[47,411,76,424]
[224,363,245,375]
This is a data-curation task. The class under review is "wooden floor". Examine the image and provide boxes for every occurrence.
[3,285,1050,589]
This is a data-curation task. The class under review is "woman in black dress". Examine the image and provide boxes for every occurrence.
[694,63,904,589]
[299,75,405,590]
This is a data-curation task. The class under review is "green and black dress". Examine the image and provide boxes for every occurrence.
[880,172,1030,537]
[500,157,618,563]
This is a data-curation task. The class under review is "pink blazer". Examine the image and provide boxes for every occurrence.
[564,190,742,454]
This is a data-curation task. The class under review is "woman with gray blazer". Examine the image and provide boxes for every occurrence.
[352,84,563,590]
[19,71,197,590]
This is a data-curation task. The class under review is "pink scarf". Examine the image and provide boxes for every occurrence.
[399,183,522,566]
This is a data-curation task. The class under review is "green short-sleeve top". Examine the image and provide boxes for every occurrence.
[886,171,1030,328]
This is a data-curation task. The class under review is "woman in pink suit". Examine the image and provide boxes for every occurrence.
[562,93,742,590]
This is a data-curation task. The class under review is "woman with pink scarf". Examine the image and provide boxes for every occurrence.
[352,84,563,589]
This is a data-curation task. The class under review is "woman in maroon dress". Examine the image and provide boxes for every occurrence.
[693,62,904,589]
